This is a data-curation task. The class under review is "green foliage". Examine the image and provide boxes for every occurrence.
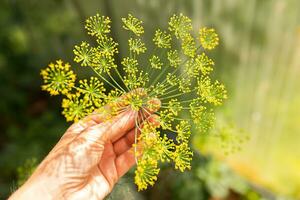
[16,158,38,187]
[196,157,249,199]
[41,13,226,191]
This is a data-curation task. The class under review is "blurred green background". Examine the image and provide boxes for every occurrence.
[0,0,299,199]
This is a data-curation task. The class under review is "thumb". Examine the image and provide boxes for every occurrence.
[66,109,137,174]
[81,108,137,145]
[81,97,161,144]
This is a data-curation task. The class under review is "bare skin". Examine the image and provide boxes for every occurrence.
[10,96,160,200]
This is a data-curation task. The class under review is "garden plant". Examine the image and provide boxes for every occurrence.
[40,13,227,191]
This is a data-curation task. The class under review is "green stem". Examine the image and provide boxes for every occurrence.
[149,46,202,97]
[91,67,123,93]
[159,88,197,101]
[107,72,126,93]
[114,67,130,92]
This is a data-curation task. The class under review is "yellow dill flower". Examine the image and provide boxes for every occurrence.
[135,158,160,191]
[122,57,139,74]
[125,71,149,90]
[85,14,111,38]
[167,49,181,68]
[176,120,191,143]
[167,99,182,116]
[166,73,178,86]
[149,55,163,69]
[190,99,215,132]
[184,58,197,77]
[159,109,175,130]
[122,14,144,36]
[178,78,191,93]
[96,36,118,57]
[153,29,172,48]
[125,92,144,111]
[73,42,95,67]
[128,38,146,55]
[61,93,93,122]
[105,89,122,104]
[155,134,175,162]
[195,53,214,75]
[173,142,193,172]
[168,13,192,39]
[77,77,106,107]
[185,53,214,77]
[199,27,219,50]
[181,34,197,57]
[197,76,227,106]
[122,57,149,89]
[93,55,117,74]
[148,82,167,96]
[40,60,76,96]
[42,12,228,191]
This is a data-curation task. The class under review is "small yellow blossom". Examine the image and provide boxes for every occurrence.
[41,60,76,96]
[199,27,219,50]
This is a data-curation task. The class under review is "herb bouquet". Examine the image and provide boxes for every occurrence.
[40,13,227,190]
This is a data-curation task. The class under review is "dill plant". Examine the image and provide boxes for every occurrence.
[40,13,227,190]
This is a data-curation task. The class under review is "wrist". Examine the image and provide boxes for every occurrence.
[10,176,55,200]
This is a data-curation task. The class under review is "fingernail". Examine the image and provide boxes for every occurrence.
[148,114,161,128]
[146,98,161,112]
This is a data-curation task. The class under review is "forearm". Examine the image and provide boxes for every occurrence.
[9,177,55,200]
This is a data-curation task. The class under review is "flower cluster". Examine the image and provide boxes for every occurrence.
[40,60,76,95]
[41,13,227,191]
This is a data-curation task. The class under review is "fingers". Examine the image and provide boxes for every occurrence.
[115,112,160,178]
[113,114,160,156]
[79,109,137,147]
[51,109,111,153]
[113,128,136,156]
[115,149,136,178]
[68,90,161,173]
[62,88,147,138]
[85,96,161,143]
[64,105,112,136]
[97,142,118,188]
[113,114,161,178]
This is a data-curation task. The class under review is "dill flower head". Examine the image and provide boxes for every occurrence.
[153,29,172,49]
[168,13,192,39]
[122,14,144,36]
[62,93,93,122]
[128,38,146,55]
[85,14,111,37]
[41,13,227,191]
[149,55,163,69]
[40,60,76,95]
[199,27,219,50]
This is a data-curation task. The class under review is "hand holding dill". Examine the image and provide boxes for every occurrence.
[10,93,160,199]
[14,12,227,195]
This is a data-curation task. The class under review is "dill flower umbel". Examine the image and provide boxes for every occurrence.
[41,13,227,191]
[122,14,144,36]
[41,60,76,95]
[199,27,219,50]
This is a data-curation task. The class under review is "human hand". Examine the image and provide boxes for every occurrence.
[10,93,160,200]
